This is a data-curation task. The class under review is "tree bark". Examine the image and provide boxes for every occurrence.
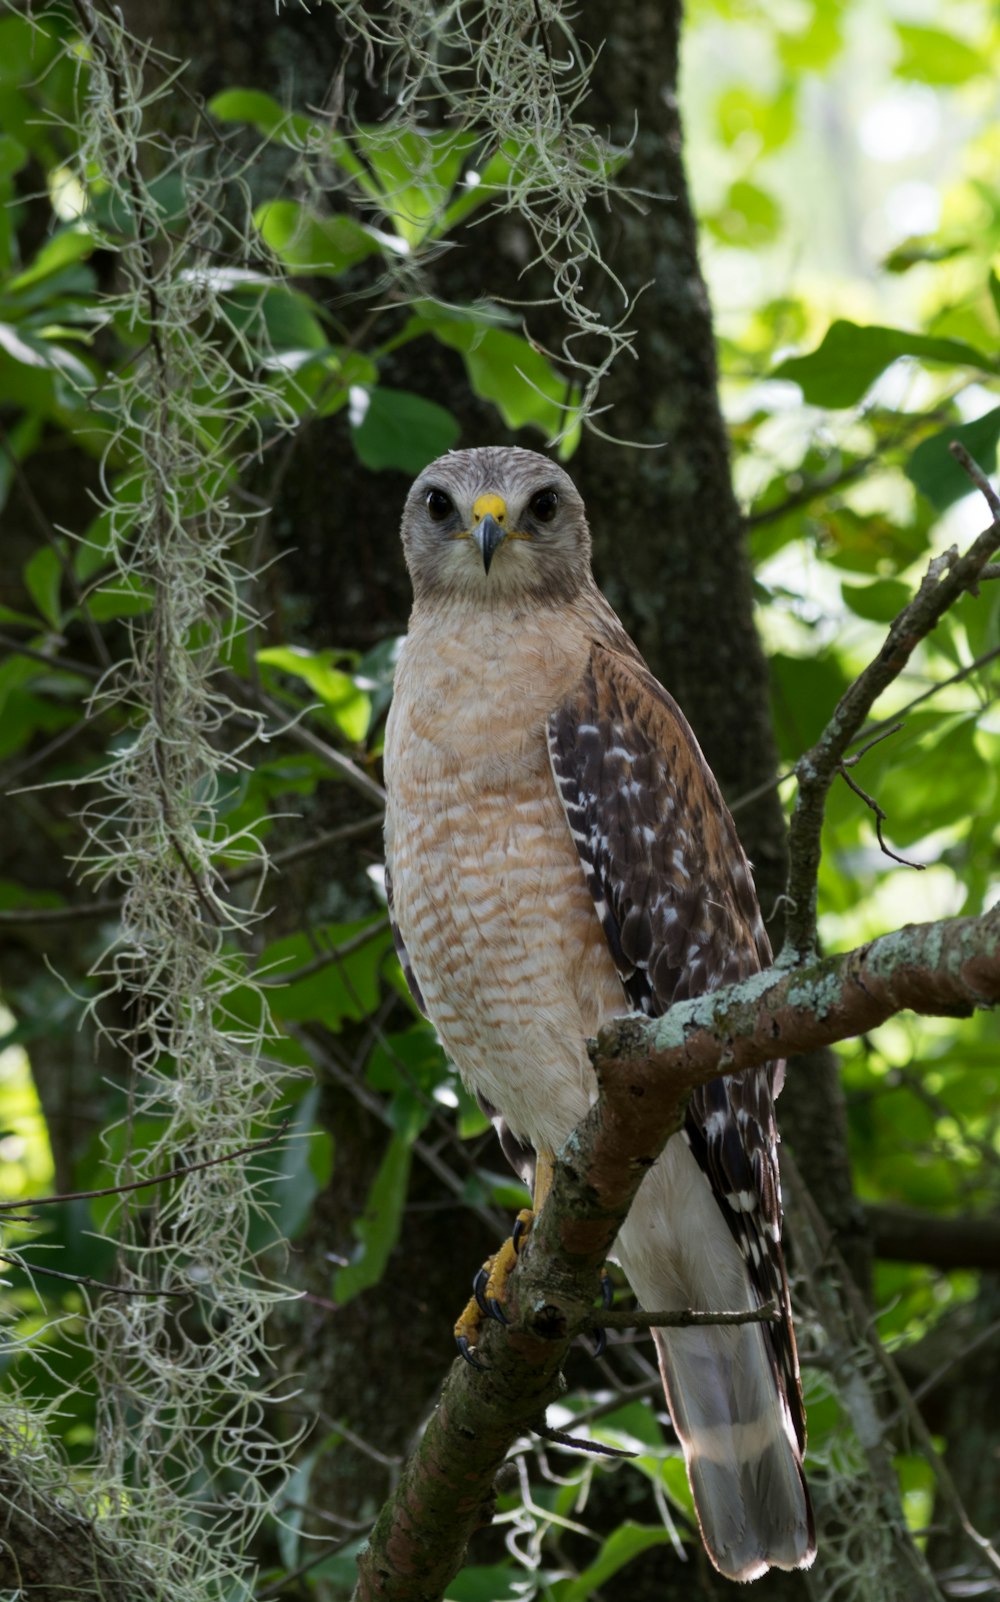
[0,1450,155,1602]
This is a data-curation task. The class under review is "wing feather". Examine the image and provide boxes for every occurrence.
[547,640,805,1451]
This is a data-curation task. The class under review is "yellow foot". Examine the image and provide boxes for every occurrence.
[454,1207,534,1369]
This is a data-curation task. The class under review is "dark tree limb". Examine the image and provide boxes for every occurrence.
[864,1204,1000,1272]
[353,903,1000,1601]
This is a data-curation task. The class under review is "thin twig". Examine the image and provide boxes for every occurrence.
[0,898,121,926]
[0,1120,290,1213]
[256,918,388,987]
[837,763,924,870]
[534,1424,635,1459]
[1,1254,187,1298]
[233,680,386,808]
[731,646,1000,818]
[784,446,1000,954]
[0,816,385,926]
[0,631,102,681]
[589,1299,780,1330]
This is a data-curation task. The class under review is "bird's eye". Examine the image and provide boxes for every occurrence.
[425,488,454,522]
[529,488,559,523]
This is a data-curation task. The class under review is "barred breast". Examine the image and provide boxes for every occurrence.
[383,596,626,1158]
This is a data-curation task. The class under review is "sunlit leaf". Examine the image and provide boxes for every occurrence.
[257,644,373,741]
[774,321,997,407]
[208,87,320,148]
[255,199,382,274]
[894,24,986,86]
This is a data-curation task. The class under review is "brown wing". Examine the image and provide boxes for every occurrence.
[547,640,804,1451]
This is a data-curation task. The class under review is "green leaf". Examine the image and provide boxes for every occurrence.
[346,125,482,247]
[350,386,460,474]
[8,226,94,292]
[254,200,381,275]
[445,1566,525,1602]
[715,86,794,153]
[217,281,327,354]
[894,25,986,86]
[769,652,853,761]
[863,715,993,848]
[820,506,928,577]
[884,237,967,274]
[0,323,94,397]
[707,179,783,246]
[23,547,62,627]
[438,142,517,234]
[905,406,1000,509]
[258,917,392,1028]
[256,644,372,741]
[777,5,843,70]
[774,320,998,407]
[556,1524,678,1602]
[334,1131,412,1305]
[208,88,319,148]
[86,572,153,621]
[417,306,574,438]
[840,577,913,624]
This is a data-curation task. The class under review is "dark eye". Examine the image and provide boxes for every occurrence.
[425,487,453,521]
[529,488,559,523]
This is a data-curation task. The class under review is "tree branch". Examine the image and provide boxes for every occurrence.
[353,901,1000,1601]
[864,1203,1000,1272]
[784,445,1000,956]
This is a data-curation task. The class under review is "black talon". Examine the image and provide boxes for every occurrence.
[487,1297,508,1325]
[473,1265,490,1315]
[600,1271,614,1309]
[512,1215,530,1251]
[456,1334,487,1371]
[590,1326,607,1358]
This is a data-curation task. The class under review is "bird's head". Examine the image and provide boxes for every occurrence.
[400,446,592,607]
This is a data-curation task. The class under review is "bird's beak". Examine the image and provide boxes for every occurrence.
[472,513,507,574]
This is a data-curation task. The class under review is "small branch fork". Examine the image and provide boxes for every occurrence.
[784,441,1000,957]
[355,448,1000,1602]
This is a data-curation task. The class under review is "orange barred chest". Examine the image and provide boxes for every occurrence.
[384,619,625,1130]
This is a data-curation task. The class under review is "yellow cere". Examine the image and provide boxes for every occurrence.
[472,492,508,525]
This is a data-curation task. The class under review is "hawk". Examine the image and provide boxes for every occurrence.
[382,446,815,1582]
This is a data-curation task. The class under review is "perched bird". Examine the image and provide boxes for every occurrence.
[382,446,815,1582]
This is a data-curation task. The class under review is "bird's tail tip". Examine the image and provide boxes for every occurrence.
[654,1327,816,1583]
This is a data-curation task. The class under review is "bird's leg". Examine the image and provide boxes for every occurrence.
[454,1151,555,1367]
